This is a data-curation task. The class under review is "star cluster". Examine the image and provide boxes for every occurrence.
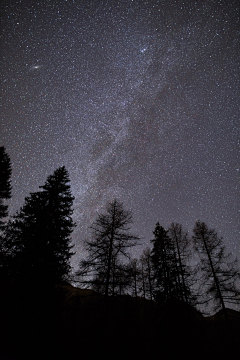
[1,0,239,270]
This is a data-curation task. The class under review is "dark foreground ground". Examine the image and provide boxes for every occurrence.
[1,283,239,360]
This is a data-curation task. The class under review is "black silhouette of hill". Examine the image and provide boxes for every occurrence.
[0,282,239,360]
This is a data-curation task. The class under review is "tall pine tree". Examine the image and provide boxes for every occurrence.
[6,166,75,287]
[151,222,177,302]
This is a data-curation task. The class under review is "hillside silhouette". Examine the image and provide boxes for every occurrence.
[1,152,239,360]
[1,282,239,360]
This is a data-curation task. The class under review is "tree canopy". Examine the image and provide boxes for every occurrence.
[77,199,139,296]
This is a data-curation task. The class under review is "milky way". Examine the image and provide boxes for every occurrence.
[1,0,239,270]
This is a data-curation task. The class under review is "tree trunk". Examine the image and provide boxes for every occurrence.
[201,231,226,312]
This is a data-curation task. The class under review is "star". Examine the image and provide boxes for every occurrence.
[1,0,239,281]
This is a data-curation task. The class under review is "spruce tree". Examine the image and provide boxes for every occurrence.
[38,166,76,284]
[6,166,75,287]
[150,222,177,302]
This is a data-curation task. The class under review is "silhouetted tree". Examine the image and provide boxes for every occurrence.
[5,166,75,287]
[77,199,139,296]
[0,147,12,283]
[113,262,130,295]
[0,147,12,231]
[168,222,197,305]
[110,259,130,296]
[92,260,130,296]
[126,258,142,298]
[140,247,154,300]
[193,221,240,313]
[151,222,177,302]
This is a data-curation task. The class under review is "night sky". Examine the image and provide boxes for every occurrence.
[1,0,239,271]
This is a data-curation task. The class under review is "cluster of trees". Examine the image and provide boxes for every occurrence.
[0,146,239,315]
[76,201,240,314]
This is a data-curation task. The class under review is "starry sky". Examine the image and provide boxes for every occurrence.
[1,0,239,271]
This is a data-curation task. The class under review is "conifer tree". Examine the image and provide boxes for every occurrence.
[150,222,177,302]
[168,222,196,305]
[0,147,12,231]
[38,166,76,283]
[193,221,240,312]
[140,247,154,300]
[0,147,12,283]
[6,166,75,287]
[77,199,139,296]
